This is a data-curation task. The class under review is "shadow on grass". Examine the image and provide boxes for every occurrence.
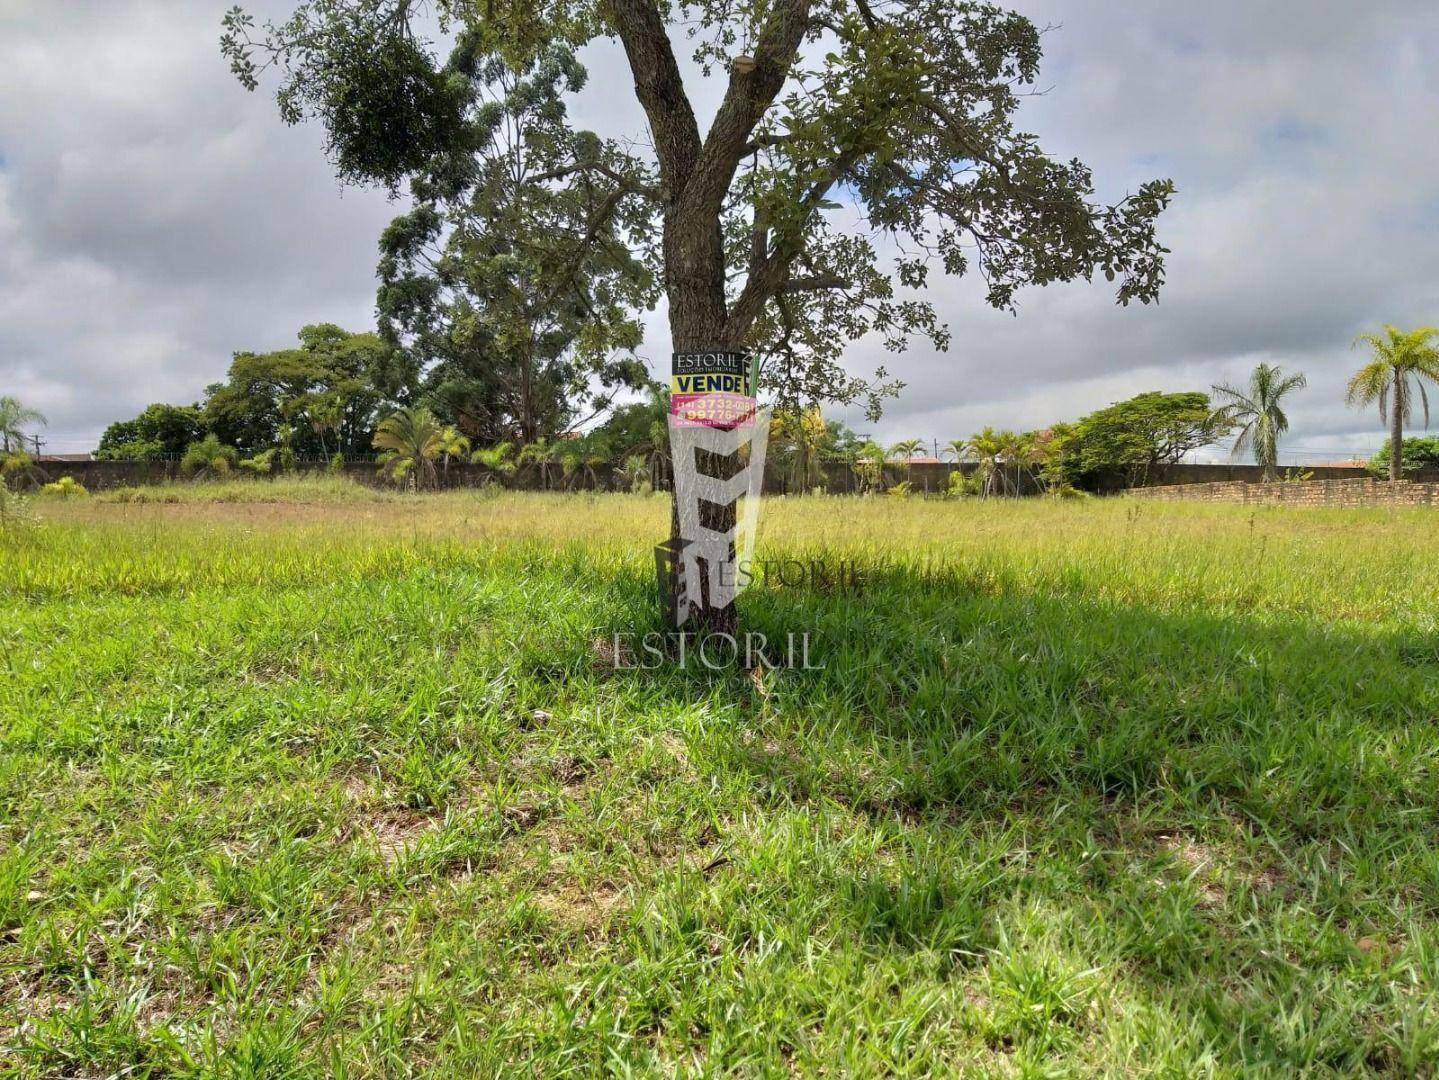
[585,560,1439,1070]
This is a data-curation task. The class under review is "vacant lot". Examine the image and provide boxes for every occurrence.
[4,482,1439,1075]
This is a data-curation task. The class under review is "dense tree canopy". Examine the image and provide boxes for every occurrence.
[1058,391,1231,488]
[97,403,207,460]
[223,0,1174,418]
[1368,435,1439,478]
[204,324,413,456]
[377,46,656,443]
[96,325,411,460]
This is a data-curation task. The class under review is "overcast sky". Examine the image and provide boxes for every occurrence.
[3,1,1438,459]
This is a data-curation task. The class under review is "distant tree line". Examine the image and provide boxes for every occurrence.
[85,323,1439,491]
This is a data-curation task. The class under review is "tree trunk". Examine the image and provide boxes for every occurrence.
[1391,367,1404,482]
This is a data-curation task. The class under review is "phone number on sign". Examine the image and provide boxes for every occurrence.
[669,392,757,428]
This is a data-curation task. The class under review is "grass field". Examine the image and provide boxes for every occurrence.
[4,480,1439,1075]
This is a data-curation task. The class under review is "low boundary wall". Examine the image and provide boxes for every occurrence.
[1129,477,1439,506]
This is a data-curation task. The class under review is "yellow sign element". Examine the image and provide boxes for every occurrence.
[671,373,748,394]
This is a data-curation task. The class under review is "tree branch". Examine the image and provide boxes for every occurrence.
[530,159,661,201]
[605,0,702,201]
[686,0,814,217]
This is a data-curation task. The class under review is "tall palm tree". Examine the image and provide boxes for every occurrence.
[0,396,46,454]
[1211,363,1307,482]
[373,405,445,488]
[1347,325,1439,481]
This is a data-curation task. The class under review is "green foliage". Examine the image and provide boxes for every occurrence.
[239,449,276,475]
[947,468,980,497]
[0,449,39,487]
[1347,325,1439,480]
[40,475,88,498]
[180,435,239,478]
[373,405,444,487]
[0,396,45,456]
[226,0,1172,426]
[223,4,470,190]
[1060,392,1232,488]
[619,453,651,493]
[1367,436,1439,477]
[1212,363,1307,481]
[375,47,654,444]
[97,403,205,460]
[472,442,518,481]
[770,406,830,492]
[852,440,889,493]
[0,481,29,531]
[205,324,412,456]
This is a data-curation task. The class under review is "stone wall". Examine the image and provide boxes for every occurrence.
[1128,476,1439,506]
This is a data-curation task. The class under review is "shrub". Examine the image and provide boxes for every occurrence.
[887,481,914,499]
[180,436,239,478]
[239,449,275,475]
[40,476,88,498]
[0,484,30,530]
[947,470,980,497]
[1367,436,1439,477]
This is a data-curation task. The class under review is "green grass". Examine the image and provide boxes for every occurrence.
[4,482,1439,1075]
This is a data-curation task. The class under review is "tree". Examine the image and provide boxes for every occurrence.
[1061,392,1231,489]
[1211,363,1306,483]
[97,403,206,460]
[435,425,471,482]
[593,385,673,492]
[472,442,519,484]
[887,438,924,486]
[771,405,828,492]
[224,0,1174,630]
[206,324,413,456]
[1367,435,1439,478]
[1346,326,1439,482]
[0,396,46,455]
[375,47,656,445]
[373,405,445,487]
[853,440,889,493]
[962,427,1018,497]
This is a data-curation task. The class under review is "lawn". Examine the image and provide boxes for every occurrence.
[3,482,1439,1075]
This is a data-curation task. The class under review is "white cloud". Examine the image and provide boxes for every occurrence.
[3,0,1438,458]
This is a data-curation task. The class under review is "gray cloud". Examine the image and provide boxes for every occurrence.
[3,0,1438,461]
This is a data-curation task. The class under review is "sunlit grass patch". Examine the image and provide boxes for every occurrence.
[4,479,1439,1073]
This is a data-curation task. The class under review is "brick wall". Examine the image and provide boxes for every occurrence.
[1129,477,1439,506]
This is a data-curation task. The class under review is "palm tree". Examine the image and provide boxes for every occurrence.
[888,438,925,486]
[964,427,1010,497]
[435,425,470,484]
[519,438,560,490]
[1346,325,1439,481]
[373,405,445,488]
[1211,363,1306,482]
[472,442,517,485]
[0,396,46,454]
